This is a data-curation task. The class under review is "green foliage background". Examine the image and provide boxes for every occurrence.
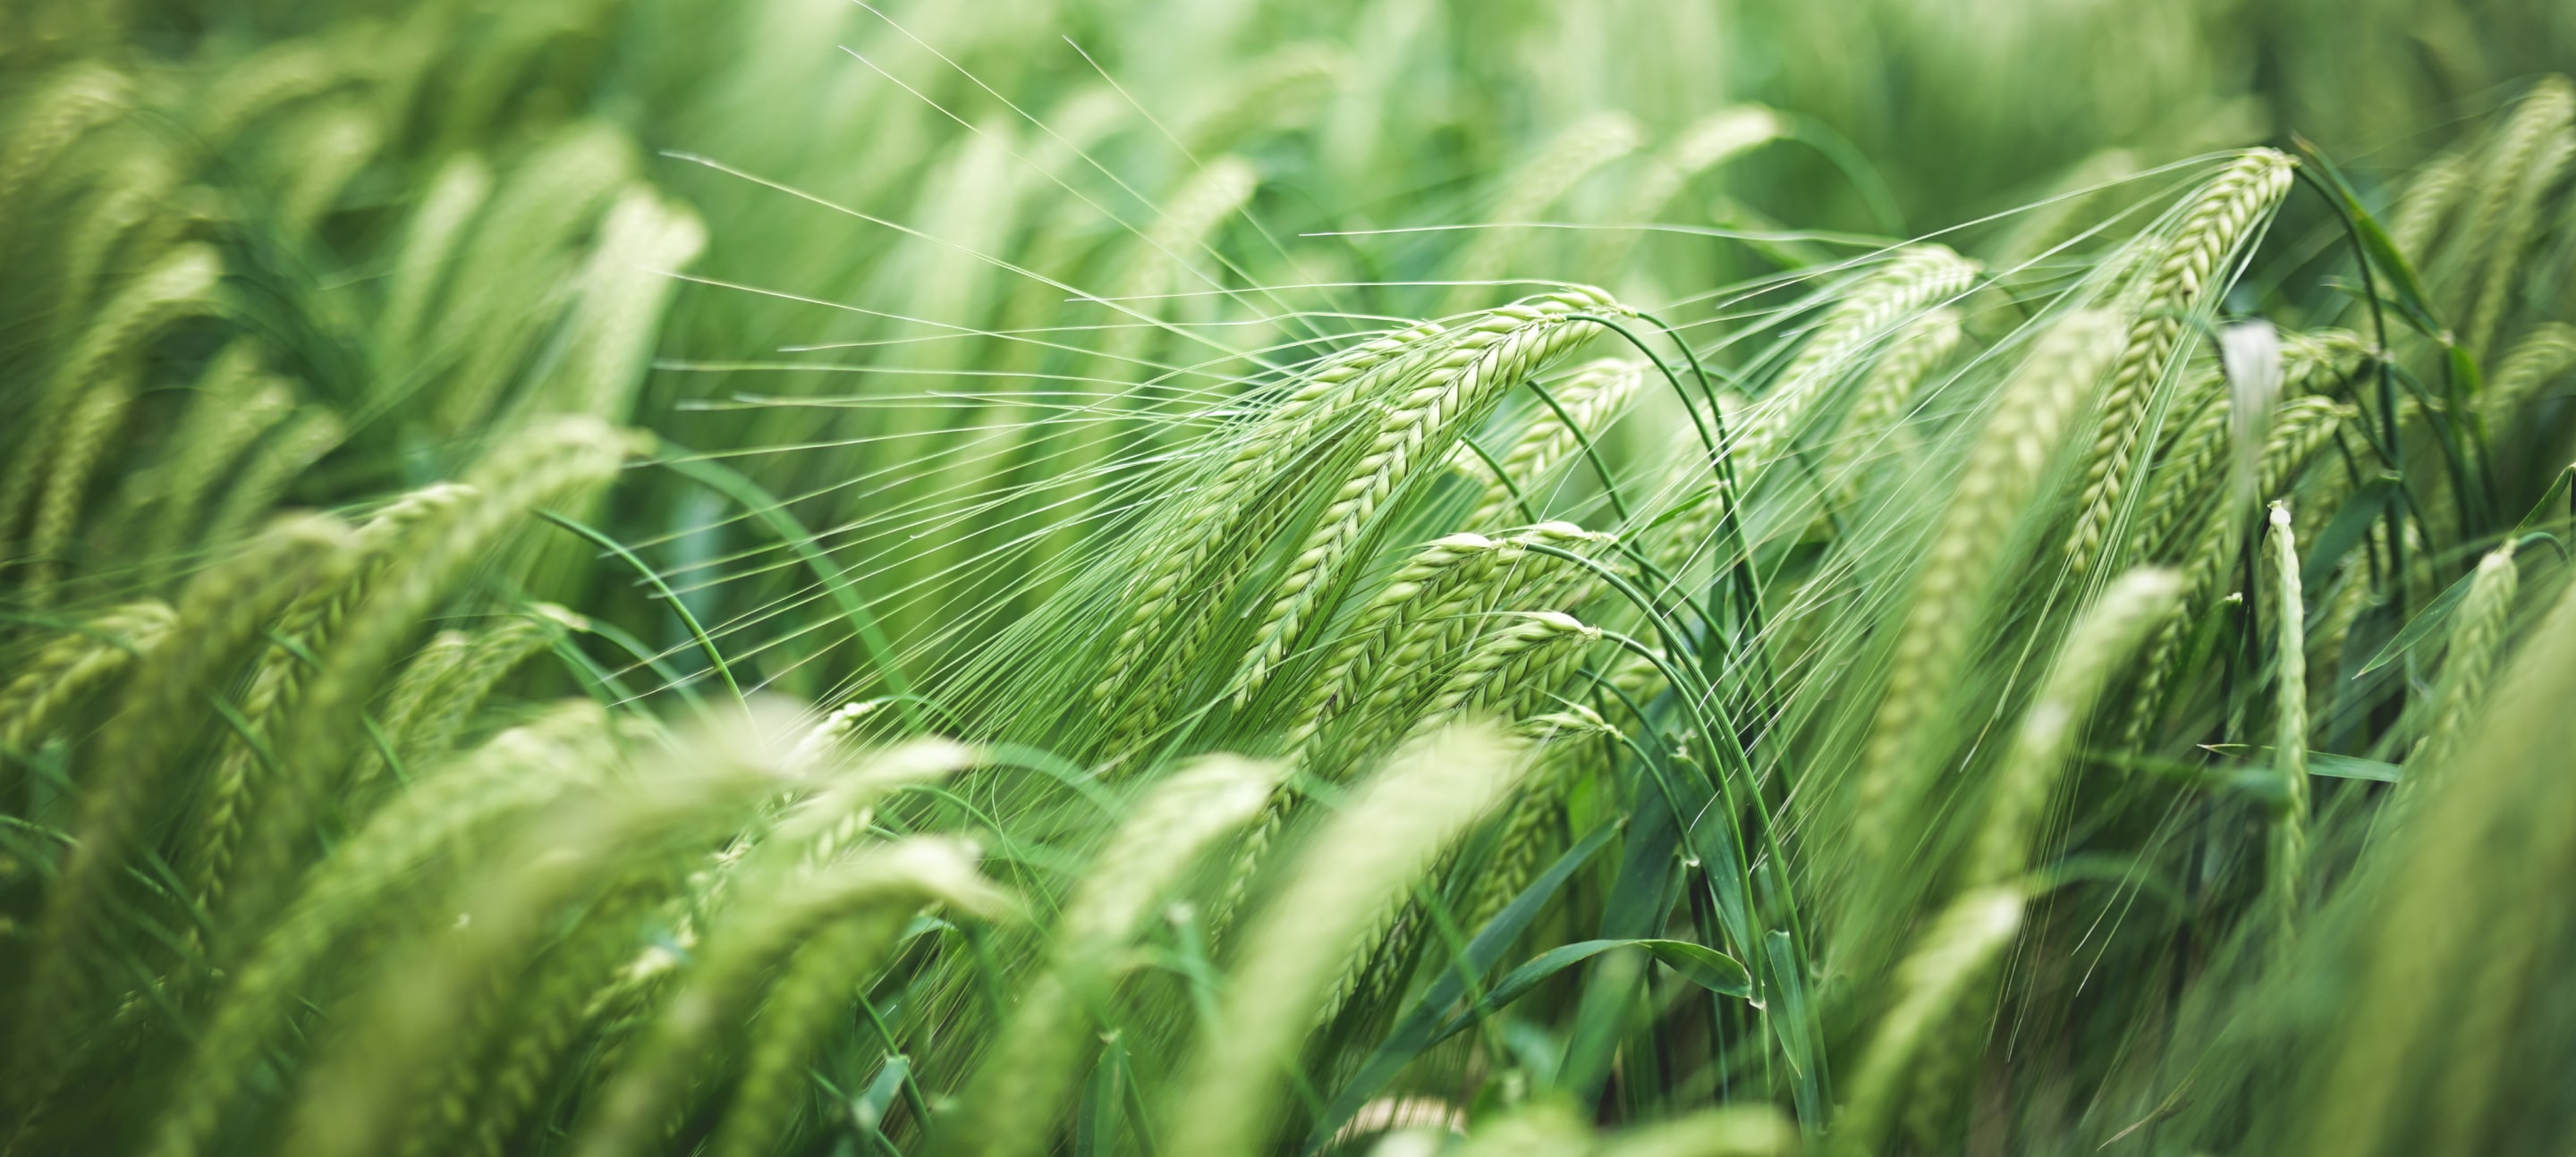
[4,1,2576,1155]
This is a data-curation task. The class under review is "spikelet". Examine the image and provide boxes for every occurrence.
[1826,306,1965,494]
[1456,359,1647,528]
[1095,156,1258,367]
[1236,288,1617,699]
[1286,532,1511,749]
[1961,569,2182,890]
[1442,112,1641,315]
[1461,706,1617,931]
[1326,617,1598,1024]
[563,840,1006,1157]
[2406,544,2520,790]
[456,884,657,1157]
[946,756,1282,1157]
[2265,504,2309,950]
[1165,723,1525,1157]
[2483,322,2576,424]
[2063,150,2295,574]
[53,149,179,326]
[0,599,175,756]
[12,516,354,1111]
[2279,326,2371,398]
[1852,310,2120,860]
[1740,245,1980,470]
[148,702,617,1157]
[1833,889,2023,1157]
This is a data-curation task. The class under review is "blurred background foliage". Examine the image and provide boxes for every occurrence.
[6,0,2572,701]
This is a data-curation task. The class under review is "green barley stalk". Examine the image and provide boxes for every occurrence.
[1825,306,1965,495]
[2265,503,2309,950]
[1441,112,1641,316]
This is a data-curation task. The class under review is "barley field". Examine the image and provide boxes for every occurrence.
[5,2,2576,1154]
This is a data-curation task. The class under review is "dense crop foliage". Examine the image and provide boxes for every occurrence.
[5,2,2576,1155]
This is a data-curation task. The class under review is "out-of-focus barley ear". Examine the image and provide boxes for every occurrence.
[224,418,639,940]
[540,188,707,422]
[378,153,493,364]
[945,756,1282,1157]
[2404,544,2520,797]
[192,483,481,918]
[127,349,288,568]
[196,36,348,148]
[0,242,223,559]
[1590,1105,1798,1157]
[1586,105,1784,282]
[267,700,833,1157]
[1853,310,2119,865]
[1741,245,1979,471]
[146,701,616,1157]
[431,123,640,435]
[10,514,354,1119]
[1826,306,1964,497]
[1441,112,1641,316]
[199,406,348,553]
[1962,568,2182,890]
[1181,42,1343,152]
[1236,288,1617,701]
[1833,887,2023,1157]
[2387,147,2469,261]
[2446,77,2572,353]
[1458,359,1647,529]
[2265,503,2309,953]
[564,839,1007,1157]
[21,375,132,605]
[0,598,175,758]
[275,103,381,241]
[1164,722,1525,1157]
[363,604,585,792]
[0,63,131,232]
[2064,149,2294,574]
[2483,322,2576,425]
